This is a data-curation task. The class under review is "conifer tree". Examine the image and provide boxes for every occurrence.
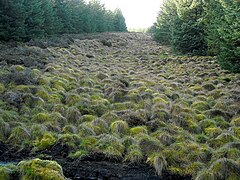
[24,0,45,39]
[0,0,25,40]
[113,8,127,32]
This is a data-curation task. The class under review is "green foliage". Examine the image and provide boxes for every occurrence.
[0,0,127,41]
[154,0,207,55]
[110,120,129,135]
[147,153,167,177]
[124,145,143,163]
[33,132,56,151]
[153,0,240,72]
[0,164,18,180]
[204,0,240,72]
[18,158,65,180]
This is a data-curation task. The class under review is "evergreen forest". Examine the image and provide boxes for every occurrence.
[0,0,127,41]
[0,0,240,179]
[151,0,240,72]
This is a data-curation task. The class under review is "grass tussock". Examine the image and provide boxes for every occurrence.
[0,33,239,179]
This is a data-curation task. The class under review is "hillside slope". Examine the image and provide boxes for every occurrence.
[0,33,239,179]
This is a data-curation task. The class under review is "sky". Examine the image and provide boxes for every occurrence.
[87,0,163,29]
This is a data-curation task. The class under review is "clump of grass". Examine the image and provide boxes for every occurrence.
[110,120,129,135]
[130,126,148,136]
[58,133,80,149]
[147,153,167,177]
[138,134,162,155]
[0,164,18,180]
[66,107,82,124]
[32,113,50,123]
[7,126,31,147]
[18,158,65,180]
[191,101,210,111]
[208,133,238,148]
[124,144,143,163]
[78,123,96,137]
[33,132,56,151]
[0,118,10,141]
[96,134,125,160]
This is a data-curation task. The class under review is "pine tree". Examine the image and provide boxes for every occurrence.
[54,0,73,33]
[41,0,57,35]
[113,8,127,32]
[0,0,25,40]
[24,0,45,39]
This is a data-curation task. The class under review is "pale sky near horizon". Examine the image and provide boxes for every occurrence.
[86,0,163,29]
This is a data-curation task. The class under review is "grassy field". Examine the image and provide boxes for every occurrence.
[0,33,239,179]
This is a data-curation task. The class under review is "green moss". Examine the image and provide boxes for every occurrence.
[191,101,210,111]
[32,113,50,123]
[213,116,230,129]
[18,158,65,180]
[49,93,62,104]
[110,120,129,135]
[130,126,148,136]
[33,132,56,151]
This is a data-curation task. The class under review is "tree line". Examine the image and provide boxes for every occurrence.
[151,0,239,72]
[0,0,127,41]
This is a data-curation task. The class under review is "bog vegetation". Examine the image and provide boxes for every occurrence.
[0,0,127,41]
[0,0,240,180]
[151,0,240,72]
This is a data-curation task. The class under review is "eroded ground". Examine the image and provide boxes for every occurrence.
[0,33,239,179]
